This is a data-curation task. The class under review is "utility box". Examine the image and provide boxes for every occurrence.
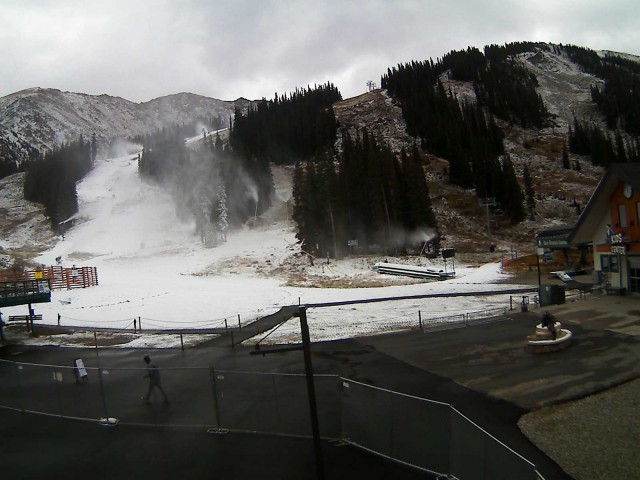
[540,285,565,306]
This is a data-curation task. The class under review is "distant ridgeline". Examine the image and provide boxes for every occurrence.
[8,41,640,254]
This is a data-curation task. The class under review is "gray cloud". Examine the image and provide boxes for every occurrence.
[1,0,638,102]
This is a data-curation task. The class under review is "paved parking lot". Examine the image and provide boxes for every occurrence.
[2,293,638,479]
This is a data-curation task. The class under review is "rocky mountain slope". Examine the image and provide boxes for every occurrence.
[1,42,637,259]
[0,88,252,164]
[329,45,623,254]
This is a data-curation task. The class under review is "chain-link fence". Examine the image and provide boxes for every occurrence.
[0,359,542,479]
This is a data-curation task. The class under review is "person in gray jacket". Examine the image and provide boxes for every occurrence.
[142,355,169,404]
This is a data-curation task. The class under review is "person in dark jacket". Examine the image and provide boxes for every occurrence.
[142,355,169,404]
[541,312,557,340]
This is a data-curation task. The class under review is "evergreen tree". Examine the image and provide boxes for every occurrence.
[230,83,341,165]
[498,155,525,222]
[91,133,98,165]
[23,137,92,232]
[292,161,310,249]
[523,163,536,220]
[562,143,570,169]
[291,130,438,256]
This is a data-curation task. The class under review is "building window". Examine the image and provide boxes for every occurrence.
[618,204,628,228]
[601,255,619,273]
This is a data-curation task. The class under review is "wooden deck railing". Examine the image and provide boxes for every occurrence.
[0,266,98,290]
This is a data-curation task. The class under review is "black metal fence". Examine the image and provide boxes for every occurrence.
[0,359,543,479]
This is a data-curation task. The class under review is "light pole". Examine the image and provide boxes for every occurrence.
[250,306,325,480]
[537,246,543,304]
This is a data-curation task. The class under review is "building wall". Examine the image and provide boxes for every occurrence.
[609,181,640,247]
[592,181,640,291]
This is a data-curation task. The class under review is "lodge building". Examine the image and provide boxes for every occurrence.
[568,163,640,295]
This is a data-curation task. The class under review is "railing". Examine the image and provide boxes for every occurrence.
[421,307,510,332]
[0,358,543,479]
[0,279,51,308]
[0,266,98,290]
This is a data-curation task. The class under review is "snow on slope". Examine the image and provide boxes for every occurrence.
[518,48,605,131]
[2,147,527,347]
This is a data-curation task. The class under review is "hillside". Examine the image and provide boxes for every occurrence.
[329,44,610,254]
[2,42,639,259]
[0,88,252,167]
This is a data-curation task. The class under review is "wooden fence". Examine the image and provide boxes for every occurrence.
[0,266,98,290]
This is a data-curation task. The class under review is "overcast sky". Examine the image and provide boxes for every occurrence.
[1,0,639,103]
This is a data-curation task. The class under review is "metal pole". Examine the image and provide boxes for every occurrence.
[210,367,221,428]
[98,368,109,419]
[537,250,542,303]
[54,371,64,417]
[16,363,25,413]
[298,307,325,480]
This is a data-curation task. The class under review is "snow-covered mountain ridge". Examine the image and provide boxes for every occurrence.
[2,42,639,255]
[0,87,253,164]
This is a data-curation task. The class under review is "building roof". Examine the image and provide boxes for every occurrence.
[537,224,575,238]
[568,163,640,245]
[536,224,576,249]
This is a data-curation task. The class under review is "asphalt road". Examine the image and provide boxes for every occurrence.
[9,293,638,480]
[1,321,575,480]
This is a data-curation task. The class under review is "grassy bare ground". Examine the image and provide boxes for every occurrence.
[4,324,138,346]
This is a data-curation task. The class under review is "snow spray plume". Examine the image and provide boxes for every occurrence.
[389,227,438,248]
[195,121,208,137]
[170,149,220,224]
[108,139,143,158]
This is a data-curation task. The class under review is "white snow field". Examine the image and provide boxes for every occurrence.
[2,143,529,347]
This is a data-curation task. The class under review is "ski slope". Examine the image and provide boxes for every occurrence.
[2,145,528,346]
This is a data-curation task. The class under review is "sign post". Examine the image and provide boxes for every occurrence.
[347,239,358,257]
[537,247,544,301]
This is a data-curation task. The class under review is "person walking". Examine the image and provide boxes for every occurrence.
[142,355,169,404]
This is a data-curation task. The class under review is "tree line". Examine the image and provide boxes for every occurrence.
[293,131,438,258]
[565,44,640,136]
[1,137,36,180]
[229,82,341,165]
[441,44,549,129]
[134,82,344,249]
[23,134,96,232]
[381,54,525,221]
[569,118,640,165]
